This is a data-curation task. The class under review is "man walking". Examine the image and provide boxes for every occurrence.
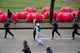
[8,9,16,24]
[4,9,16,39]
[72,13,80,40]
[32,19,36,40]
[51,20,61,40]
[4,20,14,39]
[72,21,80,40]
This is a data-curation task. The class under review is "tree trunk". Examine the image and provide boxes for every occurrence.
[50,0,55,24]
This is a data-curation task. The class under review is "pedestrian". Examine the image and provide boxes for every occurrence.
[4,19,14,39]
[4,9,16,39]
[22,40,31,53]
[51,19,61,40]
[8,9,16,24]
[46,45,53,53]
[32,19,36,40]
[35,23,44,46]
[72,21,80,40]
[73,13,78,22]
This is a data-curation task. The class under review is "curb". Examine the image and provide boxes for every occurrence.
[0,27,74,30]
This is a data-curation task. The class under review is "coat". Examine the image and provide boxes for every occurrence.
[22,45,31,53]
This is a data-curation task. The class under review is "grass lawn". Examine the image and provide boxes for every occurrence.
[0,0,80,13]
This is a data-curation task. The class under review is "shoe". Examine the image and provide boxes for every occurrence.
[4,37,7,40]
[72,37,75,40]
[72,38,75,40]
[34,39,35,40]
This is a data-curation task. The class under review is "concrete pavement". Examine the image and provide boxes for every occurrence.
[0,22,80,29]
[0,29,80,53]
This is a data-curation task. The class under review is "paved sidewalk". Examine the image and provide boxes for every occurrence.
[0,22,78,29]
[16,48,78,53]
[0,29,80,53]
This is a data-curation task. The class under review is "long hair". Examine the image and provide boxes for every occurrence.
[23,40,27,48]
[8,9,10,13]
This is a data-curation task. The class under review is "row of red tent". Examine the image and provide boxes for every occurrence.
[0,7,80,22]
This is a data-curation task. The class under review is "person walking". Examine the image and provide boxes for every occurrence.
[4,19,14,39]
[22,40,31,53]
[32,19,36,40]
[35,23,44,46]
[73,14,78,22]
[8,9,16,24]
[46,46,53,53]
[72,21,80,40]
[4,9,16,39]
[51,20,61,40]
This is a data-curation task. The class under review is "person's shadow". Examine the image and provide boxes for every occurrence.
[78,51,80,53]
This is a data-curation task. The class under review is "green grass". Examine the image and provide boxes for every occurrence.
[0,0,80,13]
[0,0,50,12]
[54,0,80,12]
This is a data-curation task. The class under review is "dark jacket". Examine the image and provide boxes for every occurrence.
[8,9,12,18]
[4,21,10,28]
[8,9,16,24]
[46,47,53,53]
[22,45,31,53]
[73,22,79,32]
[52,23,58,30]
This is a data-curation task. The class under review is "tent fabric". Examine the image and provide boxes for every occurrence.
[24,7,37,13]
[60,6,74,13]
[56,12,73,21]
[41,8,50,14]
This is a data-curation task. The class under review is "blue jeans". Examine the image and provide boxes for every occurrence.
[8,18,16,24]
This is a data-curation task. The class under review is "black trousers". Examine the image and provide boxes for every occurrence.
[52,30,60,38]
[72,31,80,39]
[33,30,36,40]
[4,28,14,38]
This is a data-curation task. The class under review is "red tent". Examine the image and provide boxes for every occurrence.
[0,14,5,21]
[53,11,58,19]
[4,13,8,21]
[62,13,73,21]
[56,12,73,21]
[43,11,58,19]
[24,7,37,13]
[0,10,5,15]
[25,12,44,22]
[0,11,8,22]
[11,14,18,22]
[60,6,74,13]
[25,13,36,22]
[44,11,50,19]
[78,9,80,18]
[16,12,26,19]
[56,12,63,21]
[24,11,28,15]
[35,13,44,21]
[41,7,50,14]
[72,11,78,16]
